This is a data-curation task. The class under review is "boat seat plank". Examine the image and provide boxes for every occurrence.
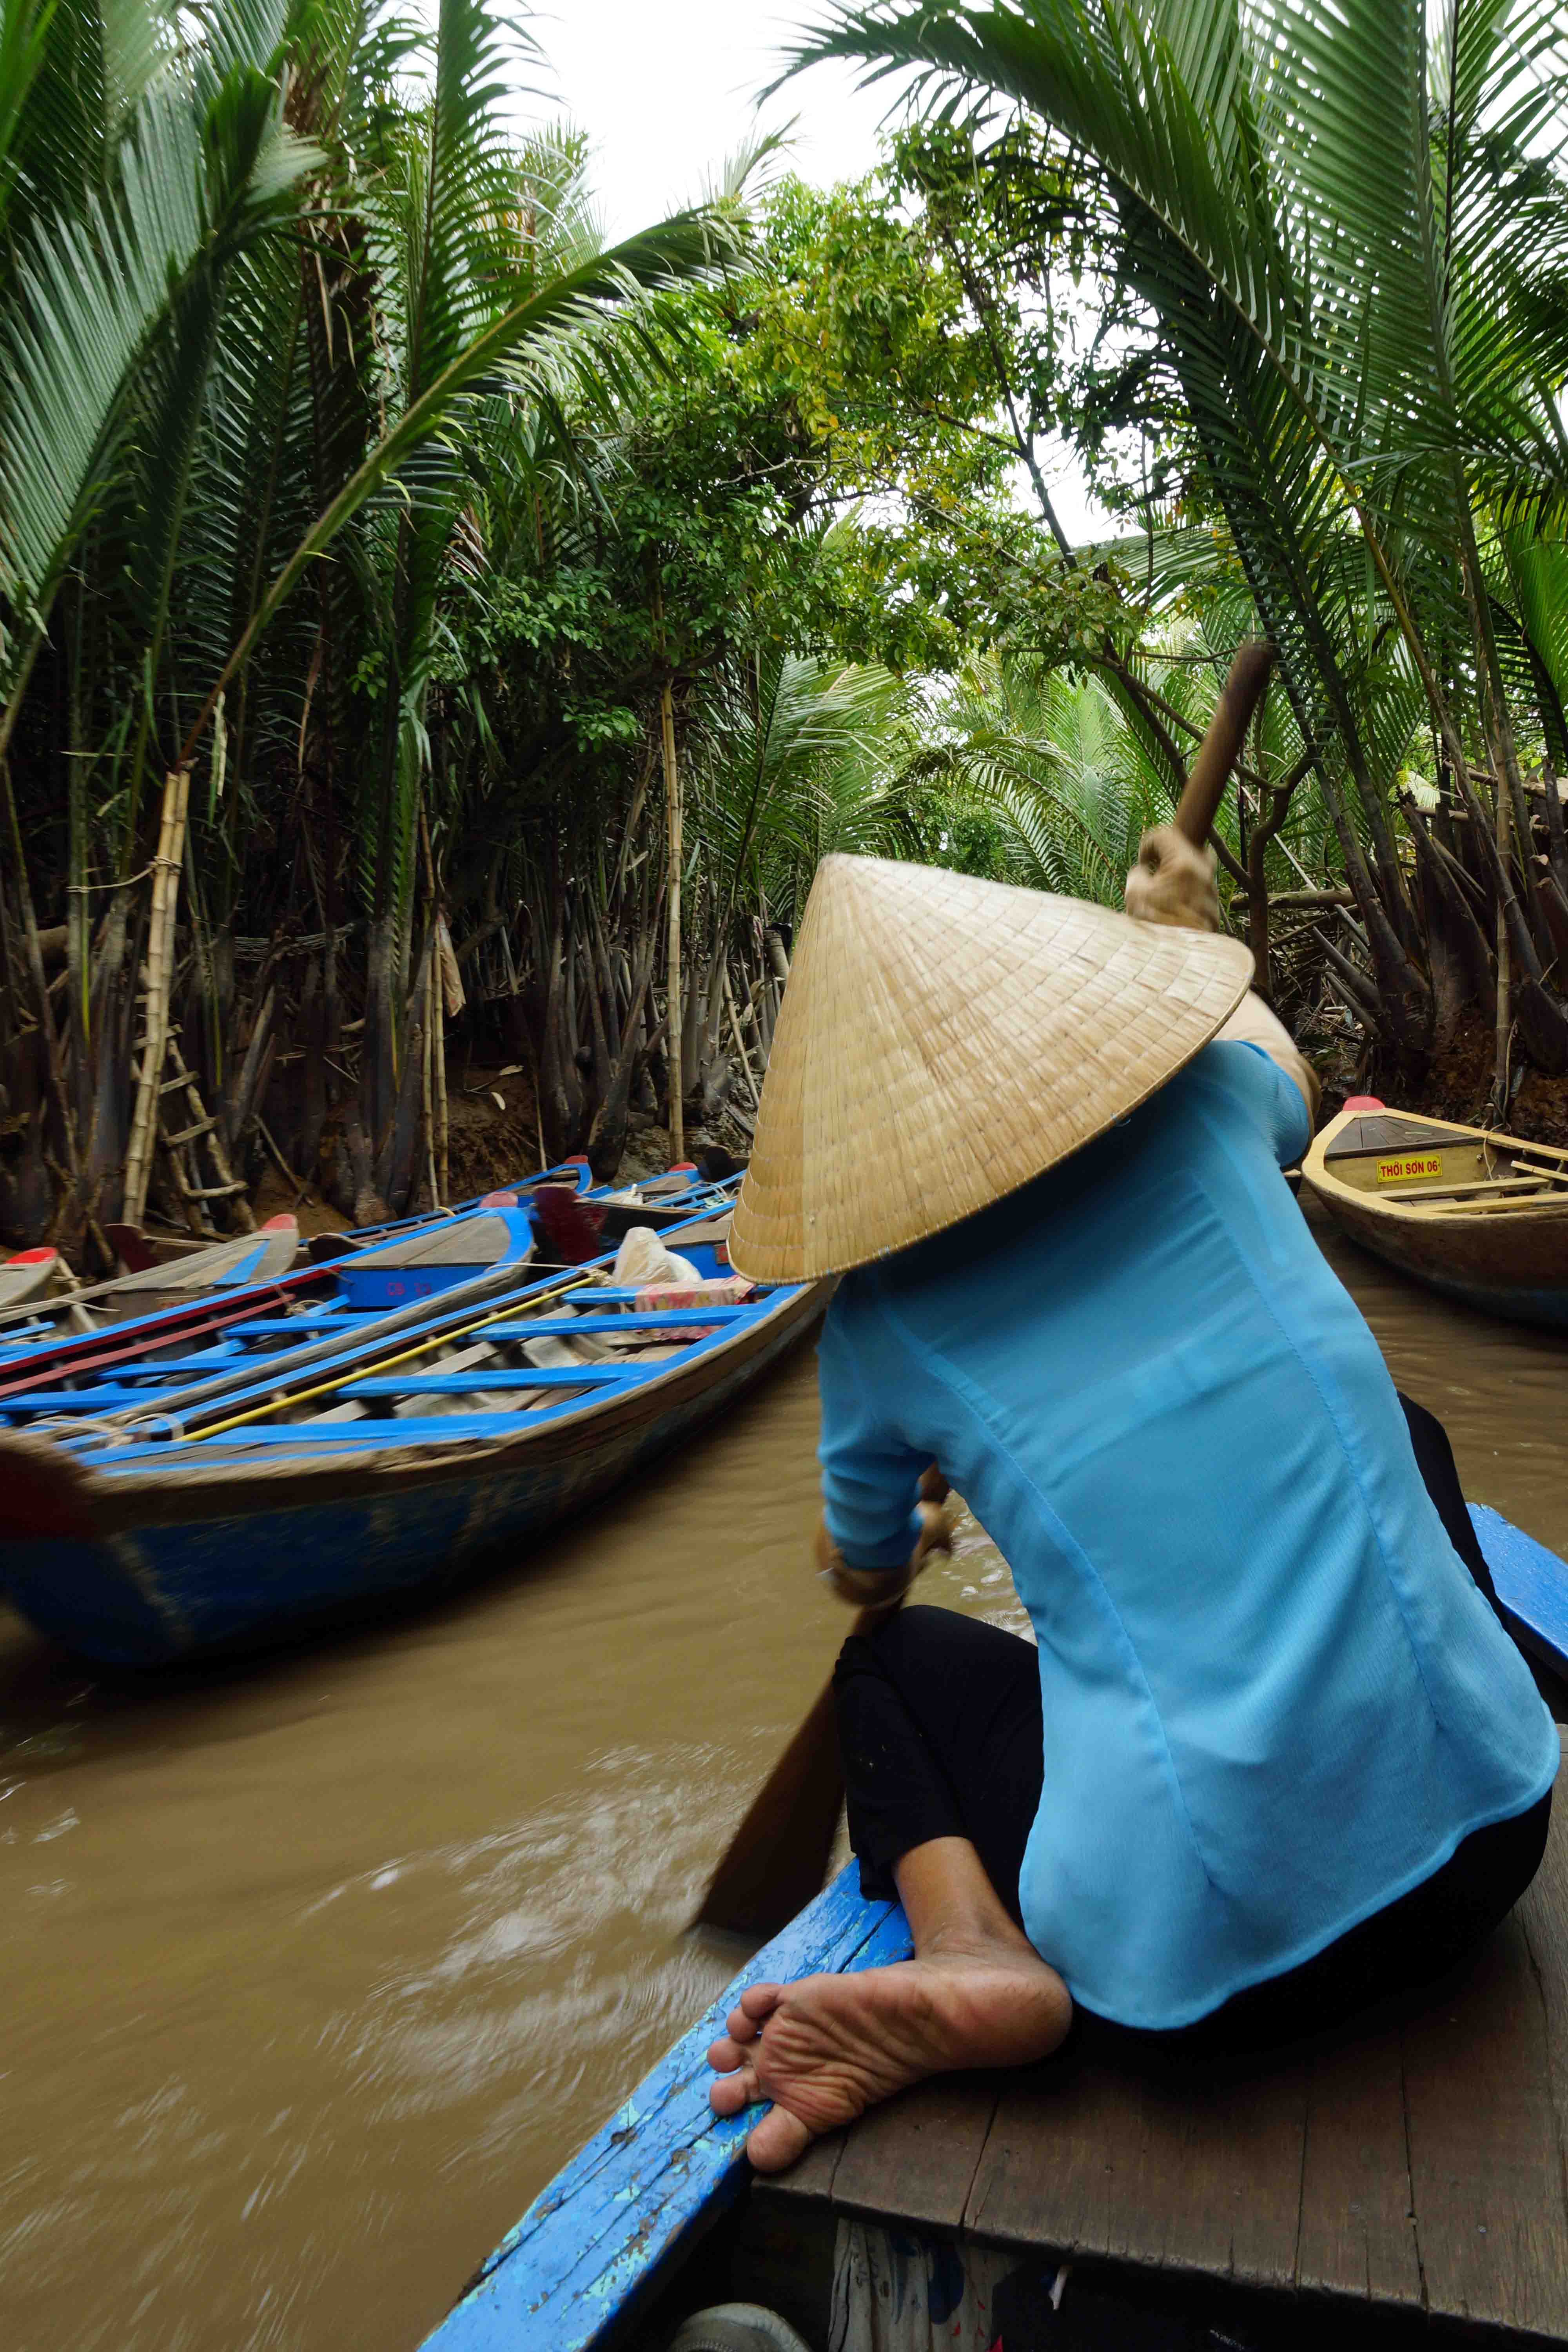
[548,1285,768,1306]
[960,2046,1312,2290]
[91,1348,252,1375]
[1374,1176,1548,1201]
[1296,2030,1423,2306]
[232,1314,376,1335]
[1399,1891,1568,2334]
[417,1869,908,2352]
[762,1740,1568,2337]
[1474,1504,1568,1674]
[2,1386,183,1414]
[339,1366,657,1398]
[831,2078,1004,2235]
[483,1310,749,1338]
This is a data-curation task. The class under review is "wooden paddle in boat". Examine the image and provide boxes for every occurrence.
[694,642,1277,1939]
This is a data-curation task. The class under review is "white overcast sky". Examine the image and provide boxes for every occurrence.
[529,0,1105,539]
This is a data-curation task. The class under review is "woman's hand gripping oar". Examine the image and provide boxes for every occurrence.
[693,1470,952,1939]
[693,640,1276,1943]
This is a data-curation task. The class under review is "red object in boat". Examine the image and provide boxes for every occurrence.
[530,1185,609,1265]
[1343,1094,1386,1113]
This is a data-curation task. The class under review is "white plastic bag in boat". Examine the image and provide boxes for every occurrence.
[611,1225,701,1289]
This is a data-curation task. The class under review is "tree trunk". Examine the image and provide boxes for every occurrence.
[660,678,684,1160]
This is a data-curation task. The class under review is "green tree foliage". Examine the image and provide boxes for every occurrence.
[804,0,1568,1102]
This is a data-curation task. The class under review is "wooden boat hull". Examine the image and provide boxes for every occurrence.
[1309,1183,1568,1325]
[0,1279,825,1665]
[1303,1106,1568,1329]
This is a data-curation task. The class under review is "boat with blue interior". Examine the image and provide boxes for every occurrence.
[0,1180,827,1664]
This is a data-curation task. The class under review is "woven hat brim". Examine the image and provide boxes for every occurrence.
[728,856,1254,1285]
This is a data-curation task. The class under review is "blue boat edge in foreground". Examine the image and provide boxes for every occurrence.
[417,1506,1568,2352]
[419,1862,911,2352]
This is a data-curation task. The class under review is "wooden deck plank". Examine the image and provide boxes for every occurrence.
[1519,1734,1568,2193]
[1399,1905,1568,2337]
[960,2036,1309,2292]
[831,2076,1000,2234]
[963,2052,1149,2263]
[1134,2058,1310,2291]
[1296,2030,1421,2307]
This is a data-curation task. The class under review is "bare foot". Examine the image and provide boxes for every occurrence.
[705,1935,1072,2172]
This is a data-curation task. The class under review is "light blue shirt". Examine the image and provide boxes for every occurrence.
[818,1041,1558,2028]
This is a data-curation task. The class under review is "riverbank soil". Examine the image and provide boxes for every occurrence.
[1334,1004,1568,1143]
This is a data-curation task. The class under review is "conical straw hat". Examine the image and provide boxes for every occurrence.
[729,855,1254,1284]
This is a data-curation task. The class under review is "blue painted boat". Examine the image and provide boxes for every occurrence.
[0,1190,828,1665]
[414,1505,1568,2352]
[0,1162,720,1376]
[302,1158,597,1261]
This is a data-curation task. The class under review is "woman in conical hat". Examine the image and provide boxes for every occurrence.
[706,837,1557,2173]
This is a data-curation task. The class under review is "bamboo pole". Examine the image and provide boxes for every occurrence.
[432,935,450,1206]
[419,805,450,1207]
[422,927,439,1212]
[1495,782,1514,1123]
[723,966,762,1110]
[659,677,684,1161]
[123,767,191,1230]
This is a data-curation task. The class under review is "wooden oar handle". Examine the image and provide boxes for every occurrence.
[1172,640,1276,847]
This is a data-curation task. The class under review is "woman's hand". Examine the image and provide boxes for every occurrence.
[1124,825,1221,934]
[815,1492,955,1608]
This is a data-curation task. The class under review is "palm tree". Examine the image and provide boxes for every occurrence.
[798,0,1568,1103]
[0,0,746,1241]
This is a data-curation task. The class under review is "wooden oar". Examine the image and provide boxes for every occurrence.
[696,1474,948,1940]
[693,639,1277,1944]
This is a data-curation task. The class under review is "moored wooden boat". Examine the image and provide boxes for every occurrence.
[303,1160,596,1261]
[1303,1100,1568,1328]
[0,1217,302,1356]
[0,1247,62,1312]
[0,1194,826,1664]
[416,1506,1568,2352]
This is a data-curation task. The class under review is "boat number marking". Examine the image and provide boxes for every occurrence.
[1376,1152,1443,1185]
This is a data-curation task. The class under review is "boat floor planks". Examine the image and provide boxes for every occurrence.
[761,1733,1568,2346]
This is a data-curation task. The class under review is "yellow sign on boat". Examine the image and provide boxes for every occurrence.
[1376,1152,1443,1185]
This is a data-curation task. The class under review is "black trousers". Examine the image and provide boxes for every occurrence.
[834,1393,1552,2051]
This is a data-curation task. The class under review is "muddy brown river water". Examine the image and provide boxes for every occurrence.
[3,1201,1566,2351]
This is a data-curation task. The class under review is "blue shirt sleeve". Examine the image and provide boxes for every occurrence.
[817,1298,928,1570]
[1210,1040,1313,1168]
